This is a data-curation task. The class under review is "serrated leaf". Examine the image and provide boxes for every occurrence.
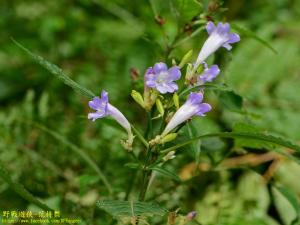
[150,166,181,182]
[97,200,168,218]
[0,161,53,211]
[233,122,273,149]
[13,39,95,98]
[161,132,300,165]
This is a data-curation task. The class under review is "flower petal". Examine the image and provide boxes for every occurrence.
[228,33,240,44]
[145,73,156,88]
[222,43,232,50]
[168,66,181,81]
[206,21,216,35]
[153,62,168,74]
[88,97,101,110]
[198,64,220,83]
[168,82,178,92]
[156,83,171,94]
[88,112,106,121]
[101,90,109,102]
[188,92,203,104]
[217,22,230,34]
[195,103,212,116]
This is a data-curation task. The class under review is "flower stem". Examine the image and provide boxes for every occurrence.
[138,170,152,201]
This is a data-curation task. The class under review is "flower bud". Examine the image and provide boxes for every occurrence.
[196,63,204,74]
[163,151,176,161]
[173,93,179,109]
[186,211,197,221]
[131,90,145,108]
[156,98,164,116]
[179,49,193,68]
[184,63,194,84]
[161,133,177,144]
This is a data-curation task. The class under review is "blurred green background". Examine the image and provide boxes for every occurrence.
[1,0,300,224]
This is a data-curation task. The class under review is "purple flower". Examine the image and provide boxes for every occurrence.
[195,22,240,68]
[197,63,220,85]
[145,62,181,94]
[88,90,134,150]
[162,92,211,136]
[88,90,109,121]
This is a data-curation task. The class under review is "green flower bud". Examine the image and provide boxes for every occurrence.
[161,133,177,144]
[172,58,177,66]
[185,63,194,84]
[156,98,164,116]
[179,49,193,68]
[196,63,204,74]
[173,93,179,109]
[131,90,145,108]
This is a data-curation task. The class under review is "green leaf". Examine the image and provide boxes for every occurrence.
[219,91,243,112]
[173,0,202,23]
[186,122,202,163]
[161,132,300,164]
[0,161,53,211]
[233,122,273,149]
[97,200,168,218]
[13,39,95,98]
[149,166,181,182]
[274,186,300,225]
[231,24,277,54]
[124,163,141,169]
[179,83,233,98]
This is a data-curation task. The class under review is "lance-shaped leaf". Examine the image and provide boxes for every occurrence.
[13,39,95,98]
[97,200,168,218]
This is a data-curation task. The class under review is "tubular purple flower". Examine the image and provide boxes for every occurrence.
[195,22,240,69]
[162,92,211,136]
[88,90,134,150]
[145,62,181,94]
[197,63,220,85]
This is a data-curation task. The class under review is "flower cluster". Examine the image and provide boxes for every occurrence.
[87,21,240,149]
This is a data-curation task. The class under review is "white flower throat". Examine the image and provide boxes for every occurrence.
[157,72,169,83]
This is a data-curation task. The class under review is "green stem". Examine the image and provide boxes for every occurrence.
[147,111,153,139]
[138,170,152,201]
[132,125,149,148]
